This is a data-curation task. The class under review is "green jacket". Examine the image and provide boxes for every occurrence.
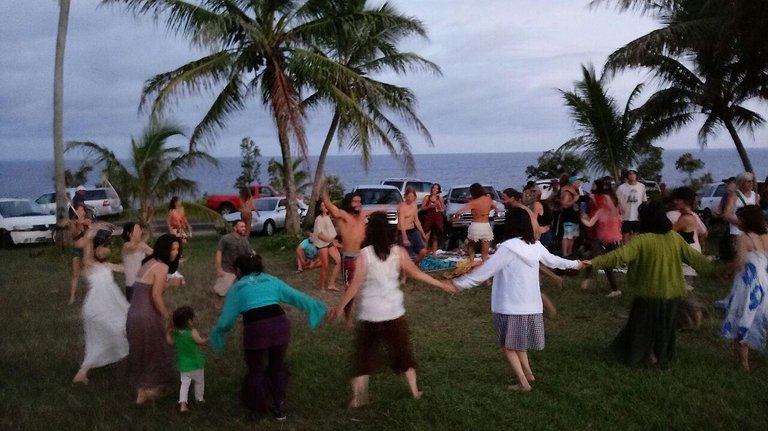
[591,231,713,299]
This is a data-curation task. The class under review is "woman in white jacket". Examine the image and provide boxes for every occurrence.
[450,208,586,391]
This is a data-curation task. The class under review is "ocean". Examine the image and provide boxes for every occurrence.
[1,148,766,201]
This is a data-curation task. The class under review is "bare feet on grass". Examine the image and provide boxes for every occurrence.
[72,368,89,384]
[508,383,532,392]
[524,372,535,383]
[349,394,369,409]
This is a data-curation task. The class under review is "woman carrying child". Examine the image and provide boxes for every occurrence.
[448,208,585,391]
[329,212,456,407]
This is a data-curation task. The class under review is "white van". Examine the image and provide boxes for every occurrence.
[381,178,434,206]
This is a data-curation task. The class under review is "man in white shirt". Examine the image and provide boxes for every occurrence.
[616,168,647,242]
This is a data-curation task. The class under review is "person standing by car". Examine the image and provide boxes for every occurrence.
[239,187,255,237]
[421,183,445,257]
[616,168,647,243]
[69,203,91,304]
[212,220,254,310]
[167,196,191,243]
[398,187,428,266]
[451,183,495,263]
[722,172,760,264]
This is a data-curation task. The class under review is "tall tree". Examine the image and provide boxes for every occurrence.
[53,0,71,242]
[67,121,217,231]
[234,137,262,189]
[594,0,767,173]
[300,0,441,224]
[268,158,311,195]
[559,64,666,180]
[525,147,587,180]
[102,0,414,234]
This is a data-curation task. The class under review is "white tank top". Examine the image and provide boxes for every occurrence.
[729,191,758,235]
[357,246,405,322]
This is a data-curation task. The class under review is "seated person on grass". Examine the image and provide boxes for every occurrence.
[296,235,322,272]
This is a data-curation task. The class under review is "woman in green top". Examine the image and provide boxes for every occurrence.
[211,254,326,421]
[168,306,208,413]
[590,202,712,367]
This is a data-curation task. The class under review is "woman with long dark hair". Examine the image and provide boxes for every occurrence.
[449,208,584,391]
[421,183,445,256]
[210,254,326,420]
[126,234,182,404]
[313,200,341,291]
[590,202,712,367]
[330,212,456,407]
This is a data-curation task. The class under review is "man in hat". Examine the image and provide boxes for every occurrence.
[616,168,647,242]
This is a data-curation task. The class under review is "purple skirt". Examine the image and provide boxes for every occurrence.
[243,314,291,350]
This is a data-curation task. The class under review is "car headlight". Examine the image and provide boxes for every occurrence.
[13,225,34,231]
[496,210,506,218]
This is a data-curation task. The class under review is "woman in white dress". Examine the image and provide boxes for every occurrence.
[721,205,768,370]
[72,226,130,383]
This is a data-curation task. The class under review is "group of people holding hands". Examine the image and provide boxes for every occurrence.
[66,169,768,420]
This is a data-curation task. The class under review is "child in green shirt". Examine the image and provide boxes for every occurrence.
[168,306,208,412]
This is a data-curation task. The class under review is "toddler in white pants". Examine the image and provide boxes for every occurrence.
[168,306,208,412]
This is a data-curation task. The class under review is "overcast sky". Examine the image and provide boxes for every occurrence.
[1,0,765,160]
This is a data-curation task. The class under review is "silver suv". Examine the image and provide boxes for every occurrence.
[352,185,403,225]
[36,186,124,218]
[381,178,433,206]
[444,184,506,229]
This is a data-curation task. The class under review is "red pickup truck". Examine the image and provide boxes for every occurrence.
[206,185,282,214]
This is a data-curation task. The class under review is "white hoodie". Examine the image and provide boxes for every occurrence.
[453,238,579,315]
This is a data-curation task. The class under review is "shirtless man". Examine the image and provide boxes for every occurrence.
[398,187,428,266]
[323,190,368,329]
[451,183,496,263]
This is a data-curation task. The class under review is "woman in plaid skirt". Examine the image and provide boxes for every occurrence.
[450,208,586,391]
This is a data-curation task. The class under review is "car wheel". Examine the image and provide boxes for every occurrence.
[0,230,13,248]
[263,220,275,236]
[219,203,236,215]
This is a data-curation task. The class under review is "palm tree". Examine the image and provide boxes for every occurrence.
[299,0,441,224]
[559,64,656,180]
[268,158,312,195]
[593,0,768,173]
[66,121,217,231]
[102,0,413,235]
[53,0,71,242]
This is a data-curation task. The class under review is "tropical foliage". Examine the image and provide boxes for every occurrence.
[300,0,440,223]
[268,158,311,196]
[62,163,93,188]
[53,0,71,238]
[101,0,437,235]
[594,0,768,174]
[559,64,669,180]
[525,147,587,180]
[66,121,218,231]
[233,137,262,190]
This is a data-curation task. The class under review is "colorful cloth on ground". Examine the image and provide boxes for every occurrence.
[721,251,768,351]
[418,256,456,272]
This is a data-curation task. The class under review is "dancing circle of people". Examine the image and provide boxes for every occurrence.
[67,172,767,419]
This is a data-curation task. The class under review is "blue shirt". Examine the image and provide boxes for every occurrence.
[210,273,327,352]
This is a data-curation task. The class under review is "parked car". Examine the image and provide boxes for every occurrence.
[380,178,433,206]
[534,179,558,201]
[35,186,123,218]
[0,198,56,247]
[223,197,308,236]
[206,184,282,215]
[352,185,403,226]
[697,182,729,225]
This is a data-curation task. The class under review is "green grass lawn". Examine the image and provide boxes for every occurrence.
[2,233,767,430]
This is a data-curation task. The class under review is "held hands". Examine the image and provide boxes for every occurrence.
[327,306,345,322]
[441,281,459,295]
[576,260,592,270]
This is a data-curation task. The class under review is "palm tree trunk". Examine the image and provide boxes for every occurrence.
[723,117,755,175]
[277,129,300,235]
[53,0,71,244]
[304,109,340,228]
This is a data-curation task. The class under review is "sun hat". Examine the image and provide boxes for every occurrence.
[626,167,638,174]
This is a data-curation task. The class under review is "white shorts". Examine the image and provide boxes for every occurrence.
[213,272,236,297]
[467,222,494,242]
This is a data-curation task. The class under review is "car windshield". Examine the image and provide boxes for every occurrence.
[449,186,497,204]
[254,199,278,211]
[358,189,403,205]
[0,200,48,217]
[383,181,404,190]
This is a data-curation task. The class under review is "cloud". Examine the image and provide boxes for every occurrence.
[0,0,763,161]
